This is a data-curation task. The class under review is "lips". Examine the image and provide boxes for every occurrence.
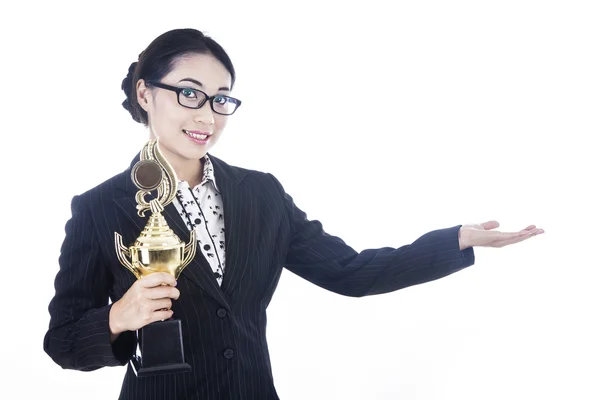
[183,129,211,140]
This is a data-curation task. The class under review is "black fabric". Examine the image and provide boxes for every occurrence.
[43,151,475,399]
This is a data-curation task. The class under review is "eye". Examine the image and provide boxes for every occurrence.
[181,88,198,99]
[214,95,228,105]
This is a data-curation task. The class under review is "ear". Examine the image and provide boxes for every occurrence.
[136,79,151,111]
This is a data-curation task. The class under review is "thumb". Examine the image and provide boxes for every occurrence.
[480,220,500,230]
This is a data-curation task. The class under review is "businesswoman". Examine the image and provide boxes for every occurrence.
[43,28,544,400]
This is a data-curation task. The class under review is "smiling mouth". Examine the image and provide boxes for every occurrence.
[183,130,210,140]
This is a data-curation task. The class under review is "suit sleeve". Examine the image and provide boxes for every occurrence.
[43,194,136,371]
[267,173,475,297]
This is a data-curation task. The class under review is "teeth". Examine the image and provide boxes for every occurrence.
[184,130,209,140]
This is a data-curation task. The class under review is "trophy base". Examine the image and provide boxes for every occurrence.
[130,318,191,378]
[130,355,191,377]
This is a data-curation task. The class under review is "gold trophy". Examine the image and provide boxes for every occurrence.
[114,138,197,377]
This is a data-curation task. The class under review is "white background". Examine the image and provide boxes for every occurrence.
[1,0,598,399]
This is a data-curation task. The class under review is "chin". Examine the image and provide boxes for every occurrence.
[180,146,210,160]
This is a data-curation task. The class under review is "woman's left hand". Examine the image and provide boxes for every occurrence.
[458,220,544,250]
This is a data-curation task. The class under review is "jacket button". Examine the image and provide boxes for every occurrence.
[223,349,234,359]
[217,308,227,318]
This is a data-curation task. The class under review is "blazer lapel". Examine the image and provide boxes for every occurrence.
[161,202,232,310]
[209,155,252,299]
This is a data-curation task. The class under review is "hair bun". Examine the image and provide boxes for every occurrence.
[121,61,138,114]
[121,61,138,96]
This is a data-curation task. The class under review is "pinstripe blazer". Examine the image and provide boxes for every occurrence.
[43,151,475,400]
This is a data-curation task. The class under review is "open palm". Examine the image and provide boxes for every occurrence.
[458,220,544,250]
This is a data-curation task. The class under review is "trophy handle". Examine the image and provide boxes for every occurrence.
[175,230,197,279]
[114,232,141,279]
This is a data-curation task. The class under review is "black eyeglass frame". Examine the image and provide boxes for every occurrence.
[145,80,242,115]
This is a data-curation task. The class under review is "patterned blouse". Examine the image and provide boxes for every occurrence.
[173,155,226,286]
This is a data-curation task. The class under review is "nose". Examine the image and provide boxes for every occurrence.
[193,100,214,126]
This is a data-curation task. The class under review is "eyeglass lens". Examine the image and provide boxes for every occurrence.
[179,88,238,114]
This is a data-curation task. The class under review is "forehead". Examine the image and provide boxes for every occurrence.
[164,53,231,91]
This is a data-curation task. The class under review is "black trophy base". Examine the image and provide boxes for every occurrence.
[130,318,191,378]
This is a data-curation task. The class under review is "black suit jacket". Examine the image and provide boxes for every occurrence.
[44,152,475,399]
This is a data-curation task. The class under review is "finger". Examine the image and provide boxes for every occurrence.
[493,228,544,247]
[146,285,180,300]
[151,309,174,323]
[512,225,539,235]
[151,298,172,311]
[494,228,540,240]
[479,223,535,237]
[139,272,177,288]
[518,227,544,236]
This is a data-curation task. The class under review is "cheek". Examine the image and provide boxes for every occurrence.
[156,103,186,134]
[214,116,228,135]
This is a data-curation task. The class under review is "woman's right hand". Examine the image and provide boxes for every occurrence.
[109,272,180,341]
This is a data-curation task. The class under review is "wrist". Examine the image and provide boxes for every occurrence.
[458,226,469,251]
[109,301,123,338]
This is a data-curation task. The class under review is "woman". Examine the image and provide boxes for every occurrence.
[43,28,543,400]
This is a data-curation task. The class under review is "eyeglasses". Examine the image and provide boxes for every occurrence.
[145,81,242,115]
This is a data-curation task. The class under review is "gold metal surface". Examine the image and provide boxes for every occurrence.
[114,138,196,280]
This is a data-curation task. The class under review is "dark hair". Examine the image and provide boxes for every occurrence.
[121,28,236,125]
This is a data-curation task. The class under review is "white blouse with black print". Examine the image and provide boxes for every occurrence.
[173,155,226,286]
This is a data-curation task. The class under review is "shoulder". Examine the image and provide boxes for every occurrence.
[69,168,131,207]
[208,153,284,190]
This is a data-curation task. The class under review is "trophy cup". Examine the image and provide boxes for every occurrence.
[114,138,197,377]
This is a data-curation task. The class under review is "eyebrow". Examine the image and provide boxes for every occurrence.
[178,78,230,91]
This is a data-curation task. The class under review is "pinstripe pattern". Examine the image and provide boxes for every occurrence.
[44,152,475,399]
